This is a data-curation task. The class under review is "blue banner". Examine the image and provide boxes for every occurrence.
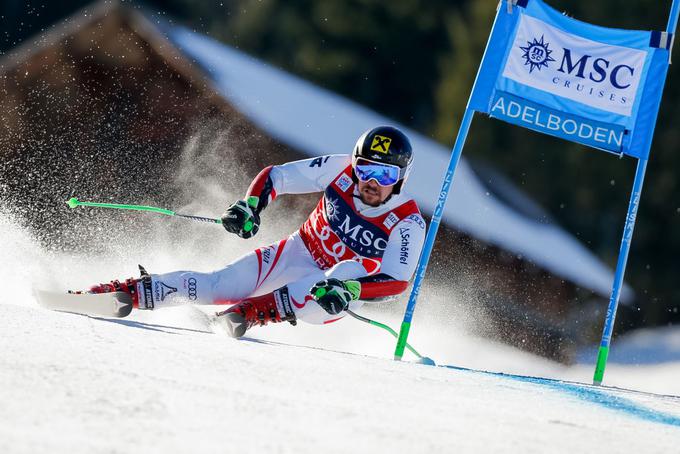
[470,0,672,159]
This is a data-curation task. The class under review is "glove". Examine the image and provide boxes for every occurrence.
[310,278,361,315]
[221,199,260,239]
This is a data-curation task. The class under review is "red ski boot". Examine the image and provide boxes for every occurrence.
[83,265,153,309]
[215,288,296,338]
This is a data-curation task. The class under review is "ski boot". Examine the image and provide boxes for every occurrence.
[215,288,296,338]
[81,265,153,309]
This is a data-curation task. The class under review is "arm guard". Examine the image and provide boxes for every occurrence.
[357,273,409,300]
[245,165,277,214]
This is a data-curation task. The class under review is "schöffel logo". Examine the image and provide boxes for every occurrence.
[399,227,410,265]
[520,35,555,73]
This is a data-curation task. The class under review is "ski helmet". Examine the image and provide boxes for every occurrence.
[351,125,413,194]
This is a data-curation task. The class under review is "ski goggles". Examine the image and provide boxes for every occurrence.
[354,158,402,187]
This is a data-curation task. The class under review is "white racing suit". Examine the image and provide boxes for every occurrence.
[139,154,426,324]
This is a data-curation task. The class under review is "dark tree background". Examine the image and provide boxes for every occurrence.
[2,0,679,327]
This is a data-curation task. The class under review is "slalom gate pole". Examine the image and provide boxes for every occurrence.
[65,197,222,225]
[393,109,475,361]
[593,159,648,385]
[670,0,680,39]
[593,0,680,385]
[392,0,509,361]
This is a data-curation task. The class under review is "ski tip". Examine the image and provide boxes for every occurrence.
[112,292,134,318]
[66,197,79,208]
[33,289,133,319]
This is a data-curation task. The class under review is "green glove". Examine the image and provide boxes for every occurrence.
[310,278,361,315]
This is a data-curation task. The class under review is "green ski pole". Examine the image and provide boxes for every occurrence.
[345,309,435,366]
[66,197,230,226]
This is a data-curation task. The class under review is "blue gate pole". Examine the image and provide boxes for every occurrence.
[393,0,511,360]
[670,0,680,36]
[593,158,648,385]
[593,0,680,385]
[393,108,475,360]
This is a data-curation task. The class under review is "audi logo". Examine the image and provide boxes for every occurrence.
[187,278,197,301]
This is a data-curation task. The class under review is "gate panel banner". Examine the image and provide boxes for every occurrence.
[470,0,673,159]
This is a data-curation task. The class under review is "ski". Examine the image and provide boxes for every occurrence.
[211,310,248,338]
[34,289,134,318]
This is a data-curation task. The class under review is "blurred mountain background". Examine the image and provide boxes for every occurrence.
[1,0,678,329]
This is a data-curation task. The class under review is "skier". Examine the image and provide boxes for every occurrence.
[84,126,426,337]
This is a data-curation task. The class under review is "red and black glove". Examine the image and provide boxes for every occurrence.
[310,278,361,315]
[221,199,260,239]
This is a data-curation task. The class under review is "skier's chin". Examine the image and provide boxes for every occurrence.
[358,182,393,206]
[359,189,385,207]
[359,193,380,206]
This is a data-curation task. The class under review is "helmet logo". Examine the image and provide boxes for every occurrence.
[370,135,392,154]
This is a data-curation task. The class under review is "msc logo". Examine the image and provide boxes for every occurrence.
[521,35,637,90]
[370,135,392,154]
[558,48,635,90]
[338,214,388,252]
[520,35,555,73]
[325,197,340,222]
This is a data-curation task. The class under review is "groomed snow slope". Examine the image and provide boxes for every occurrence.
[2,303,680,454]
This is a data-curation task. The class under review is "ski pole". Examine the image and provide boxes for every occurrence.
[345,309,435,365]
[66,197,222,225]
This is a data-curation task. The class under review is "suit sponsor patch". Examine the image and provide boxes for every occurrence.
[399,227,410,265]
[335,174,353,192]
[154,281,178,302]
[406,214,426,229]
[383,212,400,229]
[370,135,392,153]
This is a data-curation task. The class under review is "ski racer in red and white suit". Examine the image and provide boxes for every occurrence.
[88,126,426,337]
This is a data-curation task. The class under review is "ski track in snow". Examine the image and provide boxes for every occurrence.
[2,209,680,452]
[1,304,680,453]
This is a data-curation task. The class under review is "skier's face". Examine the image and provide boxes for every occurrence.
[357,179,394,206]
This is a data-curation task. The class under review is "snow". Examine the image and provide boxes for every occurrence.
[1,210,679,452]
[165,25,632,302]
[581,325,680,365]
[3,304,680,453]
